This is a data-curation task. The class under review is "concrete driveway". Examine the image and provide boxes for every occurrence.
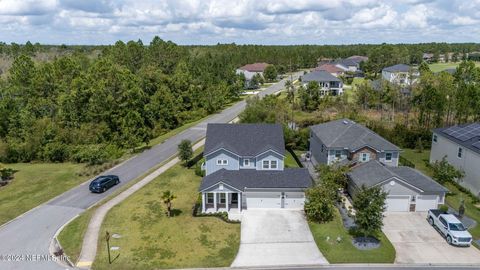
[231,209,328,267]
[383,212,480,265]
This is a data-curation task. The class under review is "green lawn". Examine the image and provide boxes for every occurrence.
[0,162,88,225]
[309,209,395,263]
[428,62,480,73]
[400,148,480,240]
[58,209,94,263]
[285,151,300,168]
[91,161,240,269]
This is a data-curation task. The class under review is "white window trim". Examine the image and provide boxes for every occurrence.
[457,147,463,159]
[361,153,370,162]
[262,160,270,169]
[385,152,393,162]
[219,193,226,204]
[270,160,278,169]
[243,159,250,167]
[207,193,214,204]
[335,150,342,159]
[216,159,228,165]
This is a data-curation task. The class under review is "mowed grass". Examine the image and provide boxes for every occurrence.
[285,151,300,168]
[400,148,480,240]
[428,62,480,73]
[309,209,395,263]
[92,162,240,270]
[58,209,94,263]
[0,162,88,225]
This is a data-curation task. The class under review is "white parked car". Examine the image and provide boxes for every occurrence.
[427,209,472,246]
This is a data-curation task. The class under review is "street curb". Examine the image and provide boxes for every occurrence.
[50,214,79,268]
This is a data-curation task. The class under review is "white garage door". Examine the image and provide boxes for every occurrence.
[245,192,281,209]
[416,195,438,212]
[284,192,305,209]
[386,195,410,212]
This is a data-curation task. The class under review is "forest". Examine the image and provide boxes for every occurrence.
[0,38,479,164]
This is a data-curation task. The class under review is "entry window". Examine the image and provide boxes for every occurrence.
[263,160,269,169]
[411,196,416,202]
[361,153,370,162]
[335,150,342,159]
[219,193,226,204]
[217,159,228,165]
[385,152,393,161]
[457,147,463,158]
[207,193,214,204]
[271,160,278,169]
[433,134,437,143]
[243,159,250,166]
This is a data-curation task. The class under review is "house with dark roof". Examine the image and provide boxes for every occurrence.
[309,119,400,167]
[347,160,448,212]
[430,123,480,196]
[346,55,368,66]
[199,123,312,215]
[381,64,419,86]
[301,70,344,96]
[235,62,270,88]
[334,58,359,72]
[315,63,344,77]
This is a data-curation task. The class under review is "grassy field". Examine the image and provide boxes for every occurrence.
[91,161,240,269]
[0,162,89,225]
[428,62,480,73]
[400,148,480,240]
[309,209,395,263]
[58,209,94,263]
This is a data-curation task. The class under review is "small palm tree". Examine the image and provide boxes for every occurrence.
[161,190,177,217]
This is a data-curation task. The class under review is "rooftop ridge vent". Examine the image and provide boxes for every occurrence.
[343,120,349,125]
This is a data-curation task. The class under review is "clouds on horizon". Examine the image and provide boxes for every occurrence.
[0,0,479,45]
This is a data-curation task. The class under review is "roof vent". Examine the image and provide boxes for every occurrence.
[343,120,349,125]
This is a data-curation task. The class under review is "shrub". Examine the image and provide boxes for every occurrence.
[0,167,16,181]
[71,144,110,165]
[438,204,449,213]
[42,142,70,162]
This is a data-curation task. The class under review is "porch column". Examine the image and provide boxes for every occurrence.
[238,192,241,212]
[201,193,206,213]
[225,192,229,212]
[213,192,217,212]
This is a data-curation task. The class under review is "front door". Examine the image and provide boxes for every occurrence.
[231,193,238,204]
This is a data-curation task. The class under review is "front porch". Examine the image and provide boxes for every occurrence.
[201,191,243,213]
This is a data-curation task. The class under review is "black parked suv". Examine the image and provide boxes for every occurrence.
[89,175,120,193]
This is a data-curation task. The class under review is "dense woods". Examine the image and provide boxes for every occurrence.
[1,39,480,164]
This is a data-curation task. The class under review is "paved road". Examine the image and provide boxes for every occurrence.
[0,74,300,270]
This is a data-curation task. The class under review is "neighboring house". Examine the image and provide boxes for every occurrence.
[309,119,401,167]
[236,62,269,87]
[334,58,358,72]
[301,70,344,96]
[346,55,368,66]
[430,123,480,196]
[199,123,312,213]
[381,64,418,86]
[423,53,434,63]
[347,160,448,212]
[315,63,344,77]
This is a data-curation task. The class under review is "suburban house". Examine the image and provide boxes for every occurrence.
[347,160,448,212]
[430,123,480,196]
[301,70,344,96]
[346,55,368,66]
[334,58,359,72]
[315,63,344,77]
[199,123,312,214]
[309,119,400,167]
[236,62,269,87]
[381,64,418,86]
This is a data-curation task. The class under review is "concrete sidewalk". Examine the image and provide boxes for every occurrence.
[76,140,205,269]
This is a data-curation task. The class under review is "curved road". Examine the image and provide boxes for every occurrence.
[0,75,300,270]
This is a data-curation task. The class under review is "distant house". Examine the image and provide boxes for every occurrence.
[430,123,480,196]
[423,53,434,63]
[346,55,368,67]
[315,63,344,77]
[334,58,358,72]
[199,123,311,214]
[381,64,418,86]
[236,62,270,88]
[309,119,401,167]
[347,160,448,212]
[301,70,343,96]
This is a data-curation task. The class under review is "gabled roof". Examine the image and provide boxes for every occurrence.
[204,123,285,157]
[199,168,312,191]
[383,64,411,73]
[334,58,358,67]
[433,122,480,156]
[346,55,368,64]
[302,70,341,83]
[347,160,448,194]
[315,64,343,74]
[310,119,400,152]
[238,62,269,72]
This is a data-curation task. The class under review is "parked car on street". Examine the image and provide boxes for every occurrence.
[89,175,120,193]
[427,209,472,246]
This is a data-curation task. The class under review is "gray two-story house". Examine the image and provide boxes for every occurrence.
[309,119,401,167]
[430,123,480,196]
[199,123,311,214]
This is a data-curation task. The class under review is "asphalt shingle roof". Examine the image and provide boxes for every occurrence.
[199,168,312,191]
[347,160,448,193]
[204,123,285,157]
[301,70,341,83]
[310,119,400,152]
[382,64,411,73]
[238,62,269,72]
[433,123,480,155]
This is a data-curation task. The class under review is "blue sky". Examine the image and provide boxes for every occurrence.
[0,0,479,45]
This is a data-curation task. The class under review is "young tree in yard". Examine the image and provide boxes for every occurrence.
[161,190,177,217]
[430,156,465,184]
[316,164,350,193]
[178,139,193,165]
[353,185,387,238]
[263,65,278,82]
[304,185,336,223]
